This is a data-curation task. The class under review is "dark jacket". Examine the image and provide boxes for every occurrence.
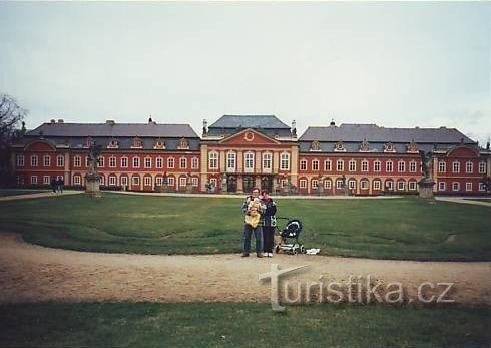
[262,199,277,227]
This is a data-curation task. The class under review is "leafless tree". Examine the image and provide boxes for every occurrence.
[0,94,27,184]
[0,94,27,146]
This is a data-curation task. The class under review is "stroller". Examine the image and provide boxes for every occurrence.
[274,217,306,255]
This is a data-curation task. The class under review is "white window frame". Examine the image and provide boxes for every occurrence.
[478,161,486,174]
[244,152,254,172]
[120,176,128,187]
[373,180,381,190]
[409,160,417,172]
[324,180,332,189]
[280,153,290,170]
[121,157,128,168]
[336,160,344,171]
[180,157,187,169]
[408,182,416,191]
[16,154,25,167]
[155,177,163,186]
[109,156,116,168]
[299,179,307,189]
[191,157,199,169]
[360,180,369,190]
[397,181,405,191]
[167,177,175,187]
[57,155,64,167]
[109,176,117,186]
[156,157,163,169]
[348,160,356,172]
[191,177,198,187]
[336,179,344,189]
[227,152,236,172]
[73,176,81,185]
[398,161,406,172]
[324,159,332,171]
[43,155,51,167]
[438,161,446,173]
[452,161,460,173]
[167,157,175,169]
[144,157,152,169]
[479,183,486,192]
[300,159,307,171]
[465,161,473,173]
[208,152,218,170]
[74,155,81,167]
[312,159,320,171]
[30,176,38,185]
[144,177,152,186]
[386,160,393,172]
[374,160,381,172]
[361,160,369,172]
[133,157,140,168]
[97,156,104,168]
[452,182,460,192]
[348,180,356,190]
[43,176,50,185]
[465,182,472,192]
[31,154,38,167]
[262,152,272,172]
[179,177,187,187]
[439,182,446,191]
[385,181,394,191]
[132,177,140,186]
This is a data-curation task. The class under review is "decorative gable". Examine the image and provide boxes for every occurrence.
[218,128,280,145]
[84,136,95,148]
[107,138,119,149]
[359,139,370,152]
[334,141,346,152]
[131,136,143,149]
[178,137,189,150]
[407,140,419,153]
[384,142,396,153]
[153,138,166,149]
[310,140,321,151]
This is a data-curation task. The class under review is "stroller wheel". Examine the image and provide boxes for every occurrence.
[300,245,306,254]
[275,245,280,254]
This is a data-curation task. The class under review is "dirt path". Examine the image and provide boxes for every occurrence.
[0,233,490,306]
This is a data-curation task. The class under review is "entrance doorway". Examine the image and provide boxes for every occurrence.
[242,176,255,193]
[227,176,237,193]
[261,176,273,193]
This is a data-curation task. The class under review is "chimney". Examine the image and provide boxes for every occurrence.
[202,118,208,135]
[148,116,153,123]
[330,118,336,126]
[291,119,297,137]
[106,119,115,125]
[50,119,55,124]
[57,119,64,123]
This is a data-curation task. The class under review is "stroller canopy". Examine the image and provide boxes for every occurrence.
[282,219,303,239]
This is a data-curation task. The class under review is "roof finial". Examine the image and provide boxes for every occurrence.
[330,118,336,126]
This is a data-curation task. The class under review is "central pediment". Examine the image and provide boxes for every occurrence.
[218,128,281,145]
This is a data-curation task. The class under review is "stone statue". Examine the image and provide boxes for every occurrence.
[418,150,435,199]
[419,150,434,180]
[85,143,102,197]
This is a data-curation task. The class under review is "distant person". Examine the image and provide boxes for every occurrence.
[50,177,57,194]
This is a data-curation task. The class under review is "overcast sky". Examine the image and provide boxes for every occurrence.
[1,2,490,144]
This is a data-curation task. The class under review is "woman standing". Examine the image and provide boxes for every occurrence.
[261,191,277,258]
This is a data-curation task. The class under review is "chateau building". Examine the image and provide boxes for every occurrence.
[9,115,491,196]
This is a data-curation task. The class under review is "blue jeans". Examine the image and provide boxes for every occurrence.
[243,224,263,255]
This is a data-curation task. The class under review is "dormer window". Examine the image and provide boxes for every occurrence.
[310,140,321,151]
[384,142,396,152]
[178,137,189,150]
[107,138,119,149]
[131,136,143,149]
[153,138,166,149]
[84,136,95,148]
[334,141,346,152]
[407,140,419,153]
[359,139,370,152]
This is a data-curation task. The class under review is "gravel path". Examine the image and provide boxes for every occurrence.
[0,233,489,305]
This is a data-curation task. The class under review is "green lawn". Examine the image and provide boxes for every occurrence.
[0,303,489,348]
[0,193,490,261]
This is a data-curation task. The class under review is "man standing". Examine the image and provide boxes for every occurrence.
[241,188,265,258]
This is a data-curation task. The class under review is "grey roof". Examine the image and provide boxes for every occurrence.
[299,141,454,154]
[27,122,199,138]
[299,124,476,144]
[208,115,291,129]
